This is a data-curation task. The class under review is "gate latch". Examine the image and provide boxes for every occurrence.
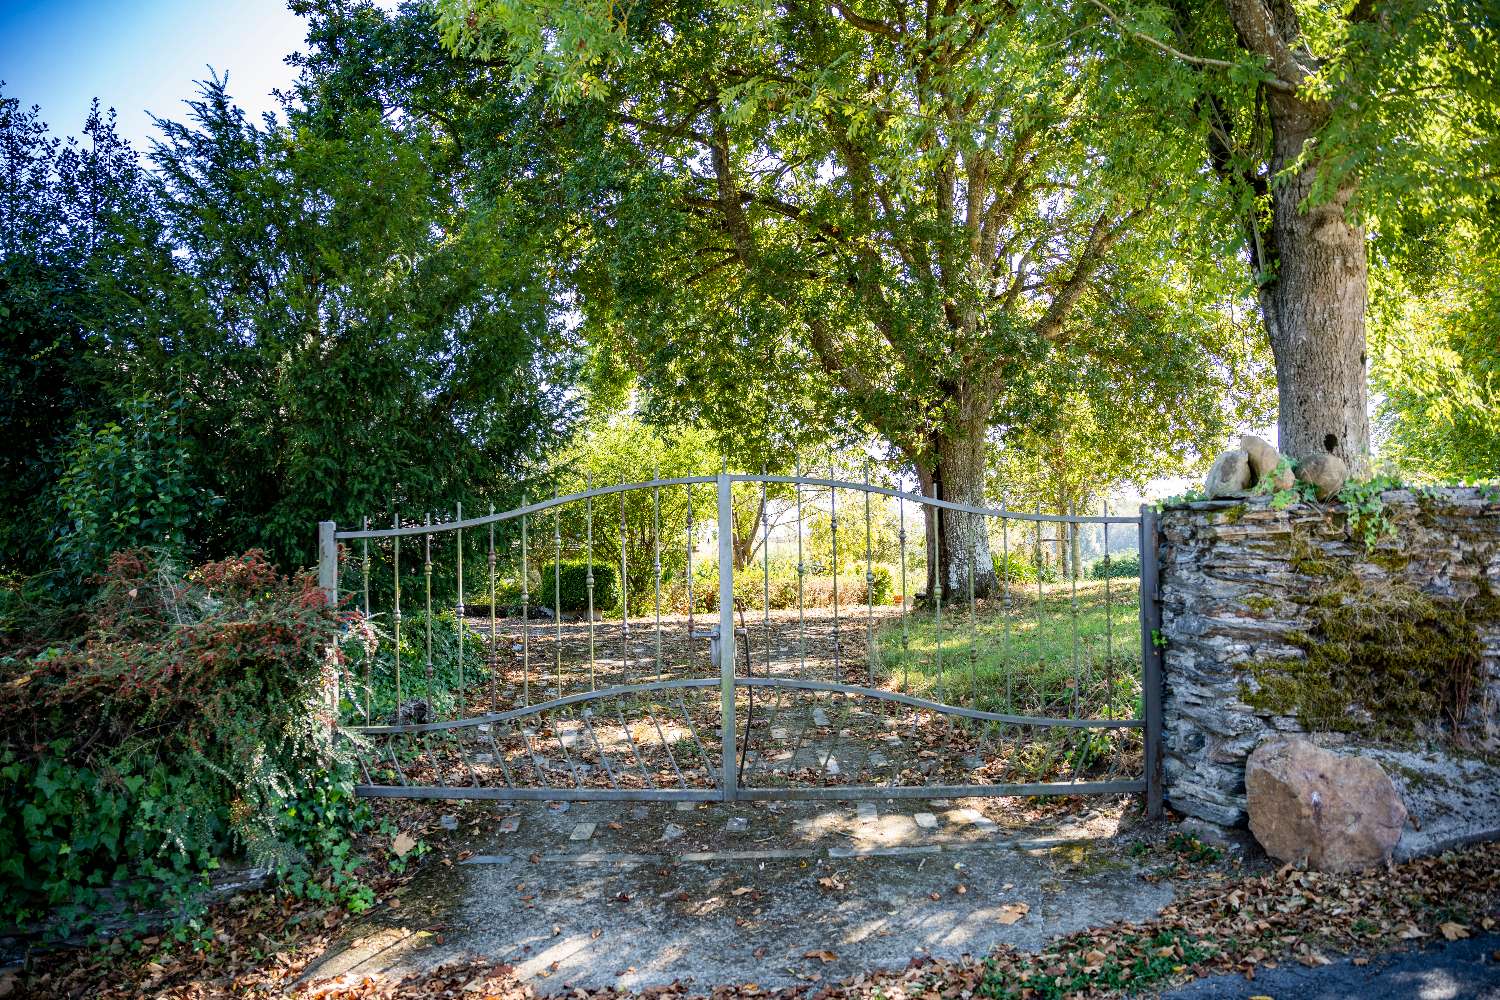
[691,625,749,669]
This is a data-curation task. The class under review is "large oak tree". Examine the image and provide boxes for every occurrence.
[1083,0,1499,471]
[439,0,1269,597]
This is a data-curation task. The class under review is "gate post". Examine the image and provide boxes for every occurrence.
[717,473,737,802]
[318,520,340,715]
[1138,505,1164,819]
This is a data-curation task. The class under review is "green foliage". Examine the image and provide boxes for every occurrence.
[1371,220,1500,480]
[437,0,1272,514]
[50,393,210,587]
[1165,832,1223,864]
[1,59,583,580]
[1337,475,1404,550]
[341,608,491,723]
[0,96,145,575]
[538,560,621,616]
[0,550,370,937]
[1089,553,1140,580]
[804,504,903,577]
[878,580,1142,717]
[978,928,1217,999]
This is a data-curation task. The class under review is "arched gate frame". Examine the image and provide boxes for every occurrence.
[318,473,1163,816]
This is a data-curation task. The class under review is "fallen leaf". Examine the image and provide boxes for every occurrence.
[996,902,1030,925]
[732,887,754,897]
[1439,921,1470,941]
[392,832,416,858]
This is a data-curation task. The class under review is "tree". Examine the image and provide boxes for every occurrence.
[1081,0,1500,471]
[0,96,147,576]
[1,48,587,579]
[1369,218,1500,481]
[437,0,1266,598]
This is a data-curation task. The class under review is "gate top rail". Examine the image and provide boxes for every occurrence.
[333,473,1140,540]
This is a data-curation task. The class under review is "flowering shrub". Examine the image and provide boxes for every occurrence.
[0,550,371,938]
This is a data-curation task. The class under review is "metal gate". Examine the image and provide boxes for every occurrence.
[319,473,1162,814]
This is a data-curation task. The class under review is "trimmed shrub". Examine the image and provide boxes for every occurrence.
[537,560,620,614]
[1090,552,1141,579]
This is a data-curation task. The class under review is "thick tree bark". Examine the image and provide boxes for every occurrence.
[1221,0,1372,473]
[916,430,999,601]
[1260,107,1370,471]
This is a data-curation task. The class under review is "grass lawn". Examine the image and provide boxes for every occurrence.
[874,578,1142,720]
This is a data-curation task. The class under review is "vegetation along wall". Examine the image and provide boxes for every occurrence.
[1157,488,1500,841]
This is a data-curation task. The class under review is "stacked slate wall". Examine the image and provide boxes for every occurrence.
[1157,488,1500,829]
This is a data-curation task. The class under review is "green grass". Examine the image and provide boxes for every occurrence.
[875,578,1142,719]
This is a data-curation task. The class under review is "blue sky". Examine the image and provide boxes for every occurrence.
[0,0,309,148]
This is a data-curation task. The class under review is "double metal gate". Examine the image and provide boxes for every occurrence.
[318,473,1162,814]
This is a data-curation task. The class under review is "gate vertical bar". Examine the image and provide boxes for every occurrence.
[318,520,339,715]
[717,472,737,801]
[1138,504,1164,819]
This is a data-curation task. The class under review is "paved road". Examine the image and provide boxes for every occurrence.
[1162,934,1500,999]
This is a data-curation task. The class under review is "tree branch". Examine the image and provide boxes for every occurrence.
[1088,0,1297,93]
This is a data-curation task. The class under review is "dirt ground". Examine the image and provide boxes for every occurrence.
[301,794,1188,994]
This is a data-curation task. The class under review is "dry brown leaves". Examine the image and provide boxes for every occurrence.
[18,840,1500,1000]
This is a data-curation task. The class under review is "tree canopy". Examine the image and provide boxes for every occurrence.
[436,0,1276,595]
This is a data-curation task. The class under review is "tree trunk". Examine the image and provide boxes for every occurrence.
[919,432,998,601]
[1070,519,1082,581]
[731,493,765,572]
[1261,107,1370,471]
[1219,0,1372,473]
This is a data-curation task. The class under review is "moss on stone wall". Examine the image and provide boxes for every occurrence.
[1245,595,1276,616]
[1238,568,1489,739]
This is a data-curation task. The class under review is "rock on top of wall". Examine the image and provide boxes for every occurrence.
[1157,488,1500,842]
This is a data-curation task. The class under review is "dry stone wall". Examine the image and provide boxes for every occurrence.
[1157,488,1500,838]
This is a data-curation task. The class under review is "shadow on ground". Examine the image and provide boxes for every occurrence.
[302,796,1175,993]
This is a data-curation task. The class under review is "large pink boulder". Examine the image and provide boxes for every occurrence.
[1246,737,1407,872]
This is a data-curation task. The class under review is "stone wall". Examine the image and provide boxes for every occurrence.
[1158,487,1500,839]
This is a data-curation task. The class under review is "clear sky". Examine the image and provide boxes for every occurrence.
[0,0,309,148]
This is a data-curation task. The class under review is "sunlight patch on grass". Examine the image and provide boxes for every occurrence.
[875,579,1142,718]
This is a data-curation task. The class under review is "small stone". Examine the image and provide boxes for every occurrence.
[1246,737,1406,873]
[929,799,952,807]
[629,805,649,821]
[1294,453,1348,500]
[1239,434,1281,484]
[856,802,878,824]
[825,756,841,776]
[498,816,520,834]
[726,816,749,833]
[545,800,570,813]
[662,823,687,842]
[569,822,596,842]
[913,812,939,830]
[1203,449,1253,498]
[439,814,459,831]
[813,707,830,727]
[770,727,788,741]
[675,801,696,812]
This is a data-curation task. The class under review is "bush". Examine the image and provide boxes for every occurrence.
[341,608,490,722]
[0,549,370,938]
[990,549,1052,585]
[1090,552,1141,579]
[49,394,210,589]
[537,560,620,614]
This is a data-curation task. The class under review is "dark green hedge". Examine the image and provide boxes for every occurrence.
[538,560,620,614]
